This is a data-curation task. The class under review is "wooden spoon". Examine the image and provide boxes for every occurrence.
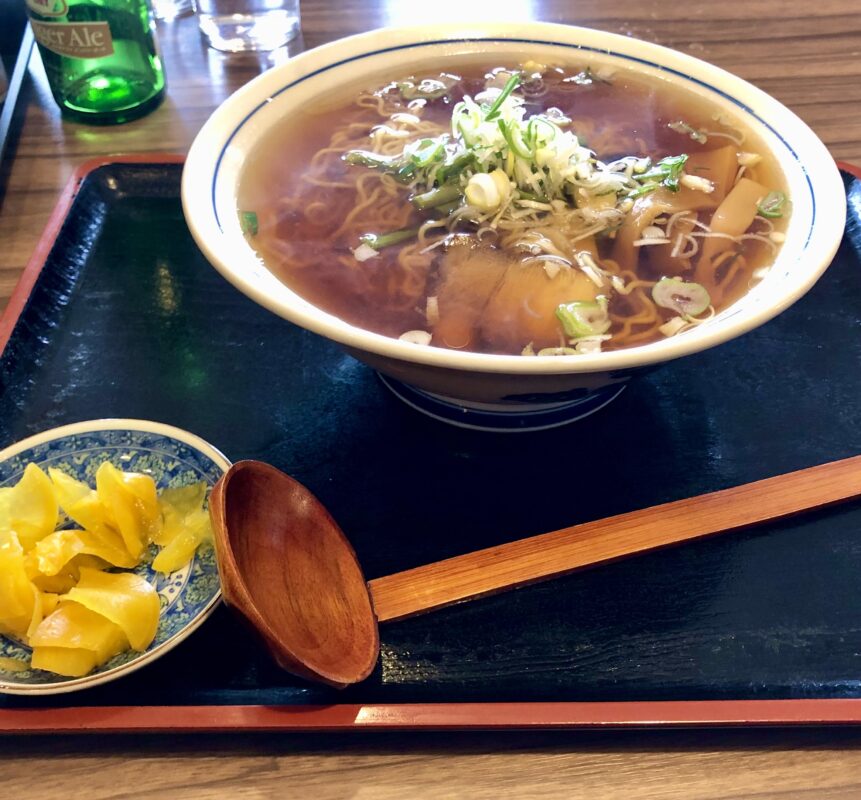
[209,456,861,688]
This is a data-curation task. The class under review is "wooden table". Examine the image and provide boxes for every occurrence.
[2,1,861,796]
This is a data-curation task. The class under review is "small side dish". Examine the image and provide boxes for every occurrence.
[0,461,210,677]
[0,420,229,695]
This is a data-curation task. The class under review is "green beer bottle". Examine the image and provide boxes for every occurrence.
[25,0,166,124]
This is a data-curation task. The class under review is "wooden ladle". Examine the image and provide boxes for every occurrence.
[209,456,861,688]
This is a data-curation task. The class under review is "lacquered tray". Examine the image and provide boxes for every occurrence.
[2,156,861,733]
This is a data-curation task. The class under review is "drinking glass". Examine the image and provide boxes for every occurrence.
[151,0,196,21]
[197,0,300,51]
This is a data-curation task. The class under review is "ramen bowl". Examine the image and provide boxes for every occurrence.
[183,22,845,432]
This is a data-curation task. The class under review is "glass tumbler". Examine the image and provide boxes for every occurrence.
[197,0,300,51]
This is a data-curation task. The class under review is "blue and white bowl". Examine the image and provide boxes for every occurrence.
[0,419,230,695]
[183,22,845,431]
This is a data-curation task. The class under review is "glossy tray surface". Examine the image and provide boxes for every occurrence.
[2,162,861,715]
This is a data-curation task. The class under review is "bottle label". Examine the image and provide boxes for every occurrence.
[26,0,68,17]
[30,21,114,59]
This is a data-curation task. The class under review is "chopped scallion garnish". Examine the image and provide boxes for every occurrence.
[756,190,787,219]
[344,150,394,169]
[358,228,419,249]
[484,72,522,121]
[412,183,463,210]
[651,277,710,317]
[630,154,689,197]
[555,297,611,337]
[409,138,445,168]
[239,210,258,236]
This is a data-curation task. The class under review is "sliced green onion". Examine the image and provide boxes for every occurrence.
[756,190,787,219]
[409,138,445,168]
[344,149,417,184]
[437,151,474,182]
[239,210,258,236]
[555,296,611,337]
[359,227,419,249]
[651,277,710,316]
[412,183,462,210]
[344,150,394,169]
[630,154,689,197]
[628,183,660,199]
[484,72,521,121]
[497,119,532,159]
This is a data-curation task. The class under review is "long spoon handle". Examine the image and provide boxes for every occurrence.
[368,455,861,623]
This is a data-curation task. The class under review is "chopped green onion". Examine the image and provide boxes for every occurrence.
[437,151,474,182]
[239,210,258,236]
[344,149,418,184]
[497,119,532,159]
[756,190,787,219]
[412,183,463,210]
[358,228,419,249]
[555,297,611,337]
[628,183,660,199]
[484,72,522,121]
[630,154,689,197]
[344,150,394,169]
[651,277,710,316]
[409,138,445,168]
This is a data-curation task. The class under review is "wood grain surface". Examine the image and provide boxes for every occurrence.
[1,0,861,796]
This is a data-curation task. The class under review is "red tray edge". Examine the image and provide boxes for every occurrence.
[1,155,859,734]
[5,700,861,734]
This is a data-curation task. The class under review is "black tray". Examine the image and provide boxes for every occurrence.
[1,157,861,732]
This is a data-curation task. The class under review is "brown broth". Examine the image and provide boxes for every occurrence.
[238,62,787,354]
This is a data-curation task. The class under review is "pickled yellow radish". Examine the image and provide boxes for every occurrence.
[62,491,118,540]
[95,463,162,559]
[30,646,97,677]
[47,468,91,511]
[6,464,59,551]
[40,591,60,617]
[31,568,78,595]
[63,566,159,651]
[154,482,206,546]
[153,511,211,574]
[0,487,11,527]
[25,583,46,640]
[49,469,120,541]
[31,600,128,659]
[0,531,37,638]
[28,528,138,577]
[2,459,212,679]
[30,599,127,677]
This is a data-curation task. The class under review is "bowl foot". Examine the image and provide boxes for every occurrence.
[378,375,626,432]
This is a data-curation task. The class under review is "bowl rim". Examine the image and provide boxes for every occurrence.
[183,21,847,375]
[0,418,231,696]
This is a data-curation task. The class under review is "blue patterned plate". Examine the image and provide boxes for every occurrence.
[0,419,230,695]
